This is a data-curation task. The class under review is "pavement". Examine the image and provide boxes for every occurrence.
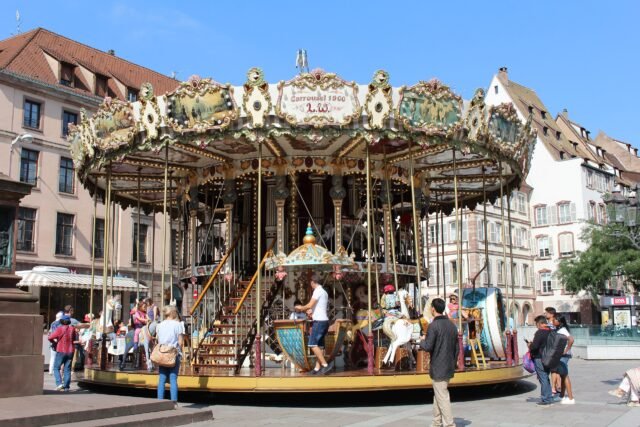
[183,359,639,427]
[20,359,640,426]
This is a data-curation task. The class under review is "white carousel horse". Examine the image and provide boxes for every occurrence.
[97,294,121,338]
[382,318,414,364]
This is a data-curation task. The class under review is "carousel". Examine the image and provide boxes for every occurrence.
[72,67,535,392]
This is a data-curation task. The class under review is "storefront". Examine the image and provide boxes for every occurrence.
[599,295,638,328]
[16,266,147,326]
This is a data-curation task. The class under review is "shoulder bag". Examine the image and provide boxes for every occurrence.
[151,344,178,368]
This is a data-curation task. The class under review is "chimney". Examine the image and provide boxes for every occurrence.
[561,108,568,119]
[498,66,508,80]
[107,49,115,56]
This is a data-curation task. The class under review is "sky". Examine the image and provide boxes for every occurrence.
[1,0,638,144]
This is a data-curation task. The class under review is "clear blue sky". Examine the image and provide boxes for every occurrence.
[2,1,638,144]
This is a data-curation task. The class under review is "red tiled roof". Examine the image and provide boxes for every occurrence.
[0,28,179,100]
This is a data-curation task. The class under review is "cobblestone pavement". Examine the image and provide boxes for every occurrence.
[182,360,639,427]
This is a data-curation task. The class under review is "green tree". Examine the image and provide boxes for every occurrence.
[557,223,640,298]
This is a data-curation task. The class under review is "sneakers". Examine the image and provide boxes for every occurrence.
[627,401,640,408]
[561,397,575,405]
[319,361,335,375]
[536,401,554,407]
[551,396,562,403]
[608,389,626,399]
[307,368,320,376]
[55,384,64,391]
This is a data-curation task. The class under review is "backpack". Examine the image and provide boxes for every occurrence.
[541,330,568,370]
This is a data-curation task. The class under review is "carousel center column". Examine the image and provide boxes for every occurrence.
[329,172,346,252]
[309,174,326,234]
[273,172,290,254]
[264,176,277,250]
[288,173,299,251]
[379,179,392,272]
[222,178,238,263]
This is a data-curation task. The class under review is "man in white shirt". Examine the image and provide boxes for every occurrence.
[294,274,332,375]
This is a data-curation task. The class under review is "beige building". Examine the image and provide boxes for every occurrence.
[0,28,179,323]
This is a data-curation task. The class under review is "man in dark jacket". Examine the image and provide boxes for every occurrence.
[528,314,554,405]
[420,298,459,427]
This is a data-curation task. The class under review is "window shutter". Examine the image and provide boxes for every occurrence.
[462,220,468,242]
[548,238,554,255]
[477,220,484,241]
[443,224,449,243]
[570,203,576,221]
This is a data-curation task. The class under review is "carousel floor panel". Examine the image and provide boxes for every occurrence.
[81,362,528,393]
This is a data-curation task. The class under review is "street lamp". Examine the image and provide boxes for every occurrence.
[8,133,34,178]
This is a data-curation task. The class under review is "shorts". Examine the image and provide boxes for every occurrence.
[308,321,329,348]
[552,357,570,376]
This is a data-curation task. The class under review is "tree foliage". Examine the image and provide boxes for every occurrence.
[557,223,640,298]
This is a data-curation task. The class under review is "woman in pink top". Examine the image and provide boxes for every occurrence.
[132,301,149,351]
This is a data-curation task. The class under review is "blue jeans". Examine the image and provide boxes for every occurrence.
[534,357,552,403]
[157,357,180,401]
[53,352,73,389]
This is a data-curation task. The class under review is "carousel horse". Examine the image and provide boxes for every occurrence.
[120,323,155,371]
[382,318,413,365]
[97,294,121,338]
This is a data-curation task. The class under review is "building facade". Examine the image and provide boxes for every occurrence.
[0,28,179,323]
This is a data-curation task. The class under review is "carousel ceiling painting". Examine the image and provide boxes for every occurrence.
[69,68,536,212]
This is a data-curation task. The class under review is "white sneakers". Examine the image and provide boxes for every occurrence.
[560,397,575,405]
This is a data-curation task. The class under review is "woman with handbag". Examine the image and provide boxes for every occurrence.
[154,305,184,401]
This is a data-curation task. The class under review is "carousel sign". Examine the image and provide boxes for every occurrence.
[276,69,361,128]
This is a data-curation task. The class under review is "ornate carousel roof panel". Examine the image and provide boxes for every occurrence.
[68,68,536,212]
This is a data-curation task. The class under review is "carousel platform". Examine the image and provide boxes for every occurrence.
[81,362,527,393]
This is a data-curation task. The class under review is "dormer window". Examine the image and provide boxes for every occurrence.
[127,88,138,102]
[95,74,108,97]
[571,142,578,150]
[543,126,548,136]
[540,111,547,119]
[555,131,561,140]
[559,151,565,160]
[60,62,74,87]
[528,106,534,114]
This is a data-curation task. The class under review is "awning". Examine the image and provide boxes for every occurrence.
[16,271,147,292]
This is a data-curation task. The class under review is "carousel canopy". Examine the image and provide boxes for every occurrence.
[266,224,354,271]
[68,68,536,213]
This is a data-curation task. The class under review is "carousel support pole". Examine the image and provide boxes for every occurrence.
[161,143,169,315]
[365,142,374,375]
[109,200,116,302]
[89,189,97,316]
[507,190,518,364]
[498,162,511,364]
[136,168,141,301]
[482,167,490,289]
[383,155,399,294]
[409,143,423,314]
[440,200,446,299]
[255,138,263,377]
[151,207,156,302]
[452,151,464,371]
[329,171,345,253]
[100,166,112,370]
[435,195,440,297]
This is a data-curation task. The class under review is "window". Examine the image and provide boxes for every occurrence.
[60,62,74,86]
[523,264,530,287]
[543,126,548,135]
[597,204,606,225]
[588,201,596,221]
[517,192,526,214]
[429,223,438,244]
[477,219,485,242]
[17,207,36,252]
[19,149,38,185]
[520,228,529,249]
[586,169,594,189]
[93,218,104,259]
[555,131,561,140]
[23,99,41,128]
[450,260,458,284]
[512,262,518,286]
[96,75,108,97]
[449,222,457,243]
[541,111,547,119]
[534,206,547,226]
[132,223,148,263]
[127,88,138,102]
[528,106,534,114]
[557,203,571,224]
[495,222,502,243]
[55,213,74,256]
[537,236,551,258]
[497,260,504,284]
[58,157,75,194]
[62,110,78,137]
[558,233,574,257]
[494,85,498,94]
[489,222,498,243]
[541,272,552,293]
[513,226,522,247]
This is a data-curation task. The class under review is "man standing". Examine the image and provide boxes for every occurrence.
[420,298,459,427]
[528,315,554,406]
[294,274,332,375]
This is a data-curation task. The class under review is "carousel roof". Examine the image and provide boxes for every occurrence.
[68,68,536,213]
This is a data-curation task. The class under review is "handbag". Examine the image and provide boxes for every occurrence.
[522,351,535,373]
[150,344,178,368]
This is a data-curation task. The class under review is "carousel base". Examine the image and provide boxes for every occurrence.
[81,362,528,393]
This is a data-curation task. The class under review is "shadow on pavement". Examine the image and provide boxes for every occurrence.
[79,379,537,408]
